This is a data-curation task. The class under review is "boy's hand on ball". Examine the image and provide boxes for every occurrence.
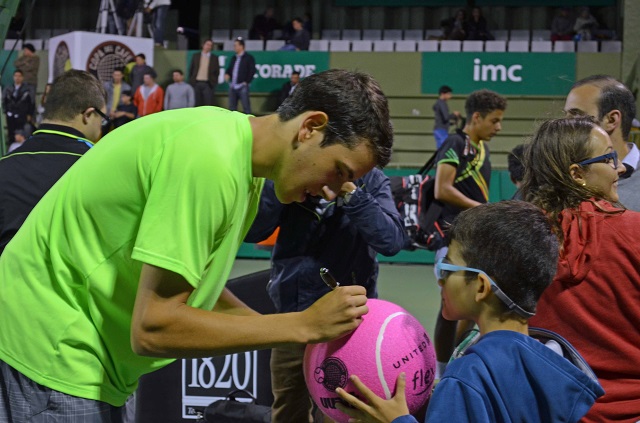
[335,373,410,423]
[303,286,368,343]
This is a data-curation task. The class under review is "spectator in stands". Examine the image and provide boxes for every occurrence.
[573,7,598,41]
[104,69,131,115]
[551,7,574,42]
[144,0,171,48]
[2,70,34,147]
[129,53,157,95]
[164,69,195,110]
[278,71,301,107]
[13,43,39,98]
[432,85,460,149]
[111,90,137,128]
[280,18,310,51]
[466,7,494,41]
[224,38,255,114]
[133,72,164,117]
[249,7,280,41]
[189,39,220,107]
[443,9,467,41]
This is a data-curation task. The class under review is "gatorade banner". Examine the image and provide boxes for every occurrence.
[47,31,153,84]
[421,52,575,96]
[187,50,329,93]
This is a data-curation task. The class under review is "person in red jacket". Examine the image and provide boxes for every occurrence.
[522,116,640,423]
[133,72,164,117]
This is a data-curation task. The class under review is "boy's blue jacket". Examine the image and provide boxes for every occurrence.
[393,331,604,423]
[245,168,406,312]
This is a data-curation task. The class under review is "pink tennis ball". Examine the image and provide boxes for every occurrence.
[303,299,436,423]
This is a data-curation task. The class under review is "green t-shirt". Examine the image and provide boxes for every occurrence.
[0,107,264,406]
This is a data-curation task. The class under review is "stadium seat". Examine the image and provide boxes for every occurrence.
[576,41,598,53]
[265,40,285,51]
[440,40,461,52]
[395,40,416,52]
[373,40,394,52]
[417,40,439,52]
[492,30,509,41]
[531,29,551,41]
[510,30,530,41]
[554,41,575,52]
[507,40,529,52]
[383,29,403,41]
[403,29,424,40]
[485,40,506,52]
[531,41,552,52]
[462,40,483,52]
[321,29,341,40]
[362,29,382,40]
[244,40,264,51]
[211,29,230,42]
[329,40,351,52]
[600,40,621,53]
[309,39,329,51]
[351,40,373,52]
[342,29,361,40]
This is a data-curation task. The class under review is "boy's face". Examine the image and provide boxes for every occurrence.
[272,130,376,204]
[472,109,504,141]
[438,240,479,321]
[121,94,131,104]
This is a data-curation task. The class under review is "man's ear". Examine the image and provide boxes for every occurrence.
[601,109,621,134]
[569,163,587,186]
[299,111,328,142]
[81,107,94,125]
[470,111,481,125]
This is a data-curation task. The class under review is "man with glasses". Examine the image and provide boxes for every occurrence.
[564,75,640,211]
[335,201,603,423]
[0,69,106,255]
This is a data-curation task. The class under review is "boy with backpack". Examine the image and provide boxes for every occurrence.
[335,201,604,422]
[432,89,506,378]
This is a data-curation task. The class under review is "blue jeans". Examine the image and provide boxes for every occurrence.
[434,128,449,149]
[152,5,169,45]
[228,84,252,114]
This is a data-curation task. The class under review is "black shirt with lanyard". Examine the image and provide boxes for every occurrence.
[0,124,94,255]
[434,128,491,225]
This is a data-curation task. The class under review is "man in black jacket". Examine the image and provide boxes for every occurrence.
[224,37,256,114]
[2,70,34,147]
[0,70,106,255]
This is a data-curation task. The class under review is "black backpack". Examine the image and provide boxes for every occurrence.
[390,152,446,251]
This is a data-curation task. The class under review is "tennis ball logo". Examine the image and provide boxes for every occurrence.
[313,357,348,392]
[304,299,436,423]
[86,41,136,84]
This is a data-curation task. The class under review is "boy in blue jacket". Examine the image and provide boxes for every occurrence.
[335,200,604,423]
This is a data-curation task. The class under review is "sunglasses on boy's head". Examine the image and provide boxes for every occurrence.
[577,150,618,169]
[435,258,534,319]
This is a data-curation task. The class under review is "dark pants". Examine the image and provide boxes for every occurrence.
[0,360,135,423]
[193,81,215,106]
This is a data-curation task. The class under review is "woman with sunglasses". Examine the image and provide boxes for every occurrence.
[522,116,640,422]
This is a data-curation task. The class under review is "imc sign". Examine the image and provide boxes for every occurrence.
[422,52,575,95]
[181,352,259,419]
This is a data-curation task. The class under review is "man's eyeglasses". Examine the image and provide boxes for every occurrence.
[92,107,111,127]
[435,258,534,318]
[577,150,619,169]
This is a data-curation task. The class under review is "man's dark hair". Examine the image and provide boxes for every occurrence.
[172,69,183,75]
[291,71,301,76]
[43,70,107,122]
[136,53,146,61]
[507,144,527,184]
[121,90,132,97]
[23,43,35,53]
[13,70,23,76]
[465,89,507,120]
[438,85,452,95]
[449,200,559,319]
[235,37,245,47]
[572,74,637,141]
[277,69,393,168]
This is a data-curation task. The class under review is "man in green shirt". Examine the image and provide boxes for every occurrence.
[0,69,393,422]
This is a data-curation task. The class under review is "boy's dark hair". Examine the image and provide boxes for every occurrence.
[136,53,146,61]
[507,144,527,184]
[291,71,301,77]
[449,200,559,318]
[172,69,184,75]
[23,43,35,53]
[439,85,452,95]
[235,37,245,47]
[465,89,507,120]
[277,69,393,168]
[572,74,636,141]
[13,69,23,76]
[121,90,132,97]
[43,70,107,122]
